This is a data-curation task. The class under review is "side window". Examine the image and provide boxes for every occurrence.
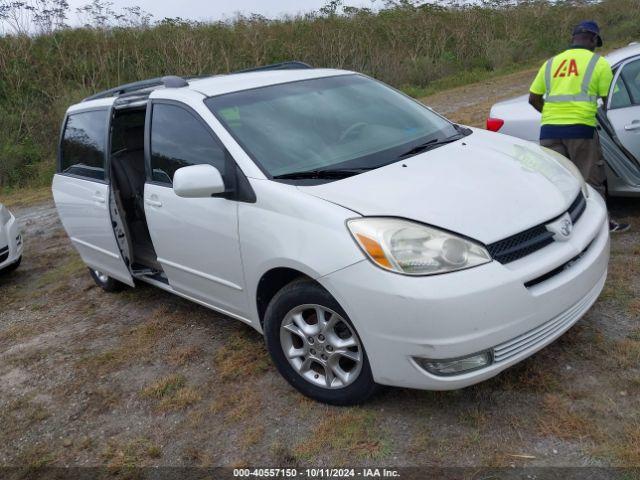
[150,103,227,185]
[610,76,632,109]
[60,110,108,181]
[619,58,640,105]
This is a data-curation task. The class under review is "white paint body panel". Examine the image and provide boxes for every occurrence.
[238,179,365,328]
[320,187,609,388]
[144,182,248,319]
[51,175,134,286]
[304,128,580,244]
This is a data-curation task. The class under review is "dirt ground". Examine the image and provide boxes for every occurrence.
[1,74,639,470]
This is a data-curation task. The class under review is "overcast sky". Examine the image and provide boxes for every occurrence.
[66,0,381,24]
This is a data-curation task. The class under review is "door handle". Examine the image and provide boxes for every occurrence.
[145,199,163,207]
[624,122,640,131]
[92,194,105,204]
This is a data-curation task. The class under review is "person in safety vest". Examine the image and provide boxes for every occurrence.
[529,20,630,233]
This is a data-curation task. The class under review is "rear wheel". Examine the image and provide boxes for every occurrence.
[264,279,378,405]
[88,268,126,293]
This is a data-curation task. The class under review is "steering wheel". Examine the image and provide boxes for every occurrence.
[338,122,368,143]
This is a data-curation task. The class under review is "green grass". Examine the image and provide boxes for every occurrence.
[401,62,537,98]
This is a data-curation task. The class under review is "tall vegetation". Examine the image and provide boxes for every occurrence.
[1,0,639,187]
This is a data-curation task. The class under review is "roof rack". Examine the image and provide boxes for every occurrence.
[82,61,313,102]
[83,75,188,102]
[235,60,312,73]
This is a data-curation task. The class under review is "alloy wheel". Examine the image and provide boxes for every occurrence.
[279,304,363,389]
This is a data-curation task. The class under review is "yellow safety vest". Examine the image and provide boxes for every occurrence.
[530,48,612,127]
[543,52,601,103]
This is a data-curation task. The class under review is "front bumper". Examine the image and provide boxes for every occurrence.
[0,211,23,271]
[320,188,609,390]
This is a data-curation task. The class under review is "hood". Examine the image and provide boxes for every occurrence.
[300,128,580,244]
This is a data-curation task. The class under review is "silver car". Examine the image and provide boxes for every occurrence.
[488,42,640,197]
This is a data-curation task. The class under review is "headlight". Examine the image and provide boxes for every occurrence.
[0,205,11,224]
[347,218,491,275]
[542,147,589,198]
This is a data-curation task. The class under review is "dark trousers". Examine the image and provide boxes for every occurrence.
[540,134,606,197]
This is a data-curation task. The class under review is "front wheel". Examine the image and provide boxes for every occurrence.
[88,268,126,293]
[264,279,378,405]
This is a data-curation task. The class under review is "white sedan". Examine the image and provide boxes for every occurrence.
[0,202,22,274]
[52,64,609,404]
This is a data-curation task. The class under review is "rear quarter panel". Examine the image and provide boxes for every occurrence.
[490,94,541,142]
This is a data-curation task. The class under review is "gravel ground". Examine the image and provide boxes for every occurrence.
[1,76,639,470]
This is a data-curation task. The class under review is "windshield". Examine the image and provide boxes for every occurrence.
[205,74,459,178]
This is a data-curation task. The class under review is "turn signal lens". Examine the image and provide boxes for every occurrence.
[486,117,504,132]
[355,233,392,268]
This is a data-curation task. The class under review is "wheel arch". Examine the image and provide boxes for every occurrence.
[256,267,315,327]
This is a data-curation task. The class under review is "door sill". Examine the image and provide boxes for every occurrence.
[136,274,255,328]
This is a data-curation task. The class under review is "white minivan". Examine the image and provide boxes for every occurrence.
[52,62,610,405]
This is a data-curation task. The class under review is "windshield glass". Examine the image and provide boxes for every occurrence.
[205,74,458,178]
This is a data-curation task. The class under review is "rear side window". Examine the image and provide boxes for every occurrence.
[610,76,632,109]
[60,110,108,180]
[150,103,227,185]
[619,58,640,105]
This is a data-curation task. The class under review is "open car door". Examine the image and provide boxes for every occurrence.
[598,110,640,195]
[52,108,134,286]
[599,56,640,195]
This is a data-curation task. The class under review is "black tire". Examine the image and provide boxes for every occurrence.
[0,256,21,275]
[264,279,379,405]
[88,268,126,293]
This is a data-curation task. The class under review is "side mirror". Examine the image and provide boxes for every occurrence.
[173,164,225,198]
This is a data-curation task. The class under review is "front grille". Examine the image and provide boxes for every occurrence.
[487,225,554,264]
[487,192,586,265]
[568,190,587,223]
[0,246,8,263]
[493,272,605,363]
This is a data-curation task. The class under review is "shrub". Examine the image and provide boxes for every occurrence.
[1,0,639,187]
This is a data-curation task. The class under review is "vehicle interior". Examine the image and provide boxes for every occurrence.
[109,107,162,272]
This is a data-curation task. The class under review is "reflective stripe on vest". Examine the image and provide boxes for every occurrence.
[543,53,600,103]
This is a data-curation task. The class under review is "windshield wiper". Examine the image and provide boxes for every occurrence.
[273,167,375,180]
[398,133,465,159]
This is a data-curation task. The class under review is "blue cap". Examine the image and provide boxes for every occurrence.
[573,20,603,47]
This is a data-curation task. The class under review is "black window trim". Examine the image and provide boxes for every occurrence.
[57,106,111,184]
[145,98,255,203]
